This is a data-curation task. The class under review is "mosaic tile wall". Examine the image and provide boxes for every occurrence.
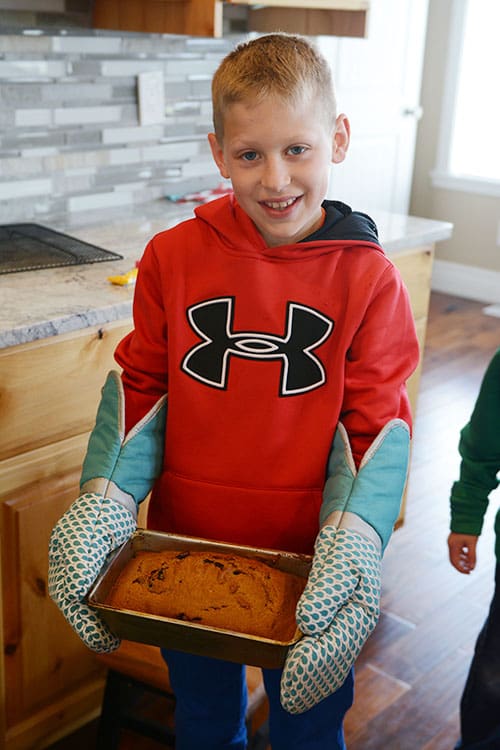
[0,28,240,223]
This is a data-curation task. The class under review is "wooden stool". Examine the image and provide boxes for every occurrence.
[96,641,269,749]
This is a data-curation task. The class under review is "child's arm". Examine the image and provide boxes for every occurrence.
[48,371,167,653]
[281,262,418,714]
[115,237,171,431]
[49,238,169,653]
[450,348,500,539]
[281,419,410,713]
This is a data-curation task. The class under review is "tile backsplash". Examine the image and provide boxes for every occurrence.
[0,28,240,224]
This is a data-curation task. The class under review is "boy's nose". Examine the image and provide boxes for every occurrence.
[260,157,291,192]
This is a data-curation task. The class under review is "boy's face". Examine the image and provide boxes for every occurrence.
[208,95,349,247]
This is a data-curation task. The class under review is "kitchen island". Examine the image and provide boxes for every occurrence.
[0,201,452,750]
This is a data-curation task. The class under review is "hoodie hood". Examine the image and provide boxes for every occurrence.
[194,194,381,258]
[306,200,379,245]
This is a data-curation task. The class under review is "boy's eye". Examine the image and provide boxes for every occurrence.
[288,145,307,156]
[241,151,258,162]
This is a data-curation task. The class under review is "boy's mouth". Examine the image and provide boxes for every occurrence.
[261,196,300,211]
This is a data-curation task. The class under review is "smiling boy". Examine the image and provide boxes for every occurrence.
[208,88,348,248]
[49,33,419,750]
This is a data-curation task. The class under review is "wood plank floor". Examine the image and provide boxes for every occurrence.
[48,292,500,750]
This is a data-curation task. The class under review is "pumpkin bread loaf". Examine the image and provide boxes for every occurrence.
[106,549,306,642]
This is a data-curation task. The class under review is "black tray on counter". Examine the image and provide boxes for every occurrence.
[0,223,123,274]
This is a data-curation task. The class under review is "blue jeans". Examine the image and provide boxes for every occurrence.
[162,648,354,750]
[456,563,500,749]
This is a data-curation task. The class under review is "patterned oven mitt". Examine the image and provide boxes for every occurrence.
[48,493,136,652]
[48,371,167,653]
[280,419,410,714]
[281,521,381,713]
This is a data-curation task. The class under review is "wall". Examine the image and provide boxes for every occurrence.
[0,22,238,224]
[410,0,500,304]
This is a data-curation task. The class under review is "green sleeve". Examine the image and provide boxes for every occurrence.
[450,348,500,535]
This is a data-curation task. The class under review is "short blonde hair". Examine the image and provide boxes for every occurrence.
[212,33,337,141]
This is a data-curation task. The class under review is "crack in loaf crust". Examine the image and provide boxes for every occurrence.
[106,549,307,641]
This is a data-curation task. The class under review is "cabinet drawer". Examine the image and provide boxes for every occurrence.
[0,320,132,461]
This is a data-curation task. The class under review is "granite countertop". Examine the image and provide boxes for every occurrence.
[0,200,453,350]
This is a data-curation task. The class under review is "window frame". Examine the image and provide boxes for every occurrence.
[431,0,500,197]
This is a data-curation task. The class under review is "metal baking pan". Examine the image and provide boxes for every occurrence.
[87,529,312,669]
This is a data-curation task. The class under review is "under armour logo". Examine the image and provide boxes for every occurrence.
[181,297,334,396]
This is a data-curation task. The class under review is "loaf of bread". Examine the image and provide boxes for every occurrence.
[106,549,306,642]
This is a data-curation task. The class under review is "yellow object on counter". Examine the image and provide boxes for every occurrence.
[108,268,138,286]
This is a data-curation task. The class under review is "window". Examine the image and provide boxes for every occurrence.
[432,0,500,196]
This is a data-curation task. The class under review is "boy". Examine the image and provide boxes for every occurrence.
[448,347,500,749]
[49,33,419,750]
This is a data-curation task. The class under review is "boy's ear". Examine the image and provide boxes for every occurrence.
[332,114,350,164]
[208,133,230,179]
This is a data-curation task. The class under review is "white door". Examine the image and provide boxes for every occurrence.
[319,0,430,216]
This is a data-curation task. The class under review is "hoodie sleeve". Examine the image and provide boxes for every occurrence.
[115,236,169,432]
[450,348,500,536]
[340,261,419,466]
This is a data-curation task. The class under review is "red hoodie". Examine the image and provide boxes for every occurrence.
[115,195,419,554]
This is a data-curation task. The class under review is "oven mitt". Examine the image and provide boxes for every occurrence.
[280,523,381,714]
[48,492,136,652]
[280,419,410,714]
[48,371,167,653]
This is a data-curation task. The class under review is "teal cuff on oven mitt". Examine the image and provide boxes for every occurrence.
[48,371,167,653]
[280,419,410,714]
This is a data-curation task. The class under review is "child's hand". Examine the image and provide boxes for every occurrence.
[280,524,381,714]
[48,492,136,652]
[448,532,478,574]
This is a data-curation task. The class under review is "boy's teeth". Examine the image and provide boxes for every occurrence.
[265,197,296,209]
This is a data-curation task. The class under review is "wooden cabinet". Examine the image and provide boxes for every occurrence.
[0,319,132,750]
[392,244,434,420]
[93,0,224,38]
[228,0,368,37]
[92,0,369,38]
[391,244,434,527]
